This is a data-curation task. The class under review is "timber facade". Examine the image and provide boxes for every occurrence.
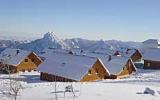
[144,60,160,69]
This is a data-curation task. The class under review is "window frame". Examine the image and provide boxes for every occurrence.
[147,63,150,67]
[25,59,28,62]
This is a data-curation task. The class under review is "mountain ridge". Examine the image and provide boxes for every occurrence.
[0,32,142,53]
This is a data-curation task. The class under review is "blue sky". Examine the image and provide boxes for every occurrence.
[0,0,160,41]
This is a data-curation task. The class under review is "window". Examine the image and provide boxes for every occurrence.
[147,63,150,67]
[25,59,28,62]
[88,69,92,75]
[31,59,34,62]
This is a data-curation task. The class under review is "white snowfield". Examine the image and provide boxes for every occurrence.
[0,69,160,100]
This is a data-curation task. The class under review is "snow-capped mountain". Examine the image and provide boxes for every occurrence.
[0,39,22,53]
[0,32,142,54]
[64,38,97,49]
[65,39,141,54]
[16,32,69,53]
[0,40,21,48]
[105,40,142,50]
[87,40,114,52]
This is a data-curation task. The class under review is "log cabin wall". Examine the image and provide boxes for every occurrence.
[17,53,42,72]
[40,72,77,82]
[0,63,17,73]
[118,59,136,78]
[144,60,160,69]
[80,59,108,82]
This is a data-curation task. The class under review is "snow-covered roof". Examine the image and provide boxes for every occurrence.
[71,48,86,55]
[0,47,6,53]
[113,49,141,58]
[40,48,88,59]
[37,52,98,81]
[122,49,137,57]
[143,48,160,61]
[86,52,131,74]
[93,48,115,55]
[40,48,70,58]
[0,48,31,66]
[143,39,159,44]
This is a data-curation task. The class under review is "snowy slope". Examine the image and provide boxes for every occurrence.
[0,69,160,100]
[20,82,160,100]
[87,40,114,54]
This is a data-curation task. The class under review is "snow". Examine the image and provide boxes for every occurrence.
[143,39,159,44]
[8,32,141,54]
[87,40,114,53]
[0,47,6,53]
[64,38,97,49]
[71,48,86,55]
[0,48,31,66]
[40,48,70,58]
[0,69,160,100]
[105,57,133,74]
[142,39,159,49]
[17,32,70,53]
[143,48,160,61]
[113,49,141,59]
[20,82,160,100]
[42,50,134,75]
[38,52,97,81]
[144,87,157,96]
[121,49,136,57]
[0,39,21,48]
[103,68,160,87]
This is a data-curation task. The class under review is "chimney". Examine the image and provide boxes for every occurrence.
[114,51,121,56]
[80,49,84,55]
[108,55,112,61]
[80,49,84,53]
[16,49,20,55]
[125,49,130,54]
[69,51,73,55]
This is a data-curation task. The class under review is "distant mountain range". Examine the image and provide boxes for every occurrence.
[0,32,142,53]
[16,32,69,53]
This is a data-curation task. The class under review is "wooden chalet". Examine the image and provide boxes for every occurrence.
[86,52,137,79]
[0,48,42,73]
[38,52,109,82]
[143,48,160,69]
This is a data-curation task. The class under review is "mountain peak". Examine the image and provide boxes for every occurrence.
[43,32,56,40]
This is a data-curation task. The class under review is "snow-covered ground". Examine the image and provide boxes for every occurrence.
[0,69,160,100]
[102,69,160,87]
